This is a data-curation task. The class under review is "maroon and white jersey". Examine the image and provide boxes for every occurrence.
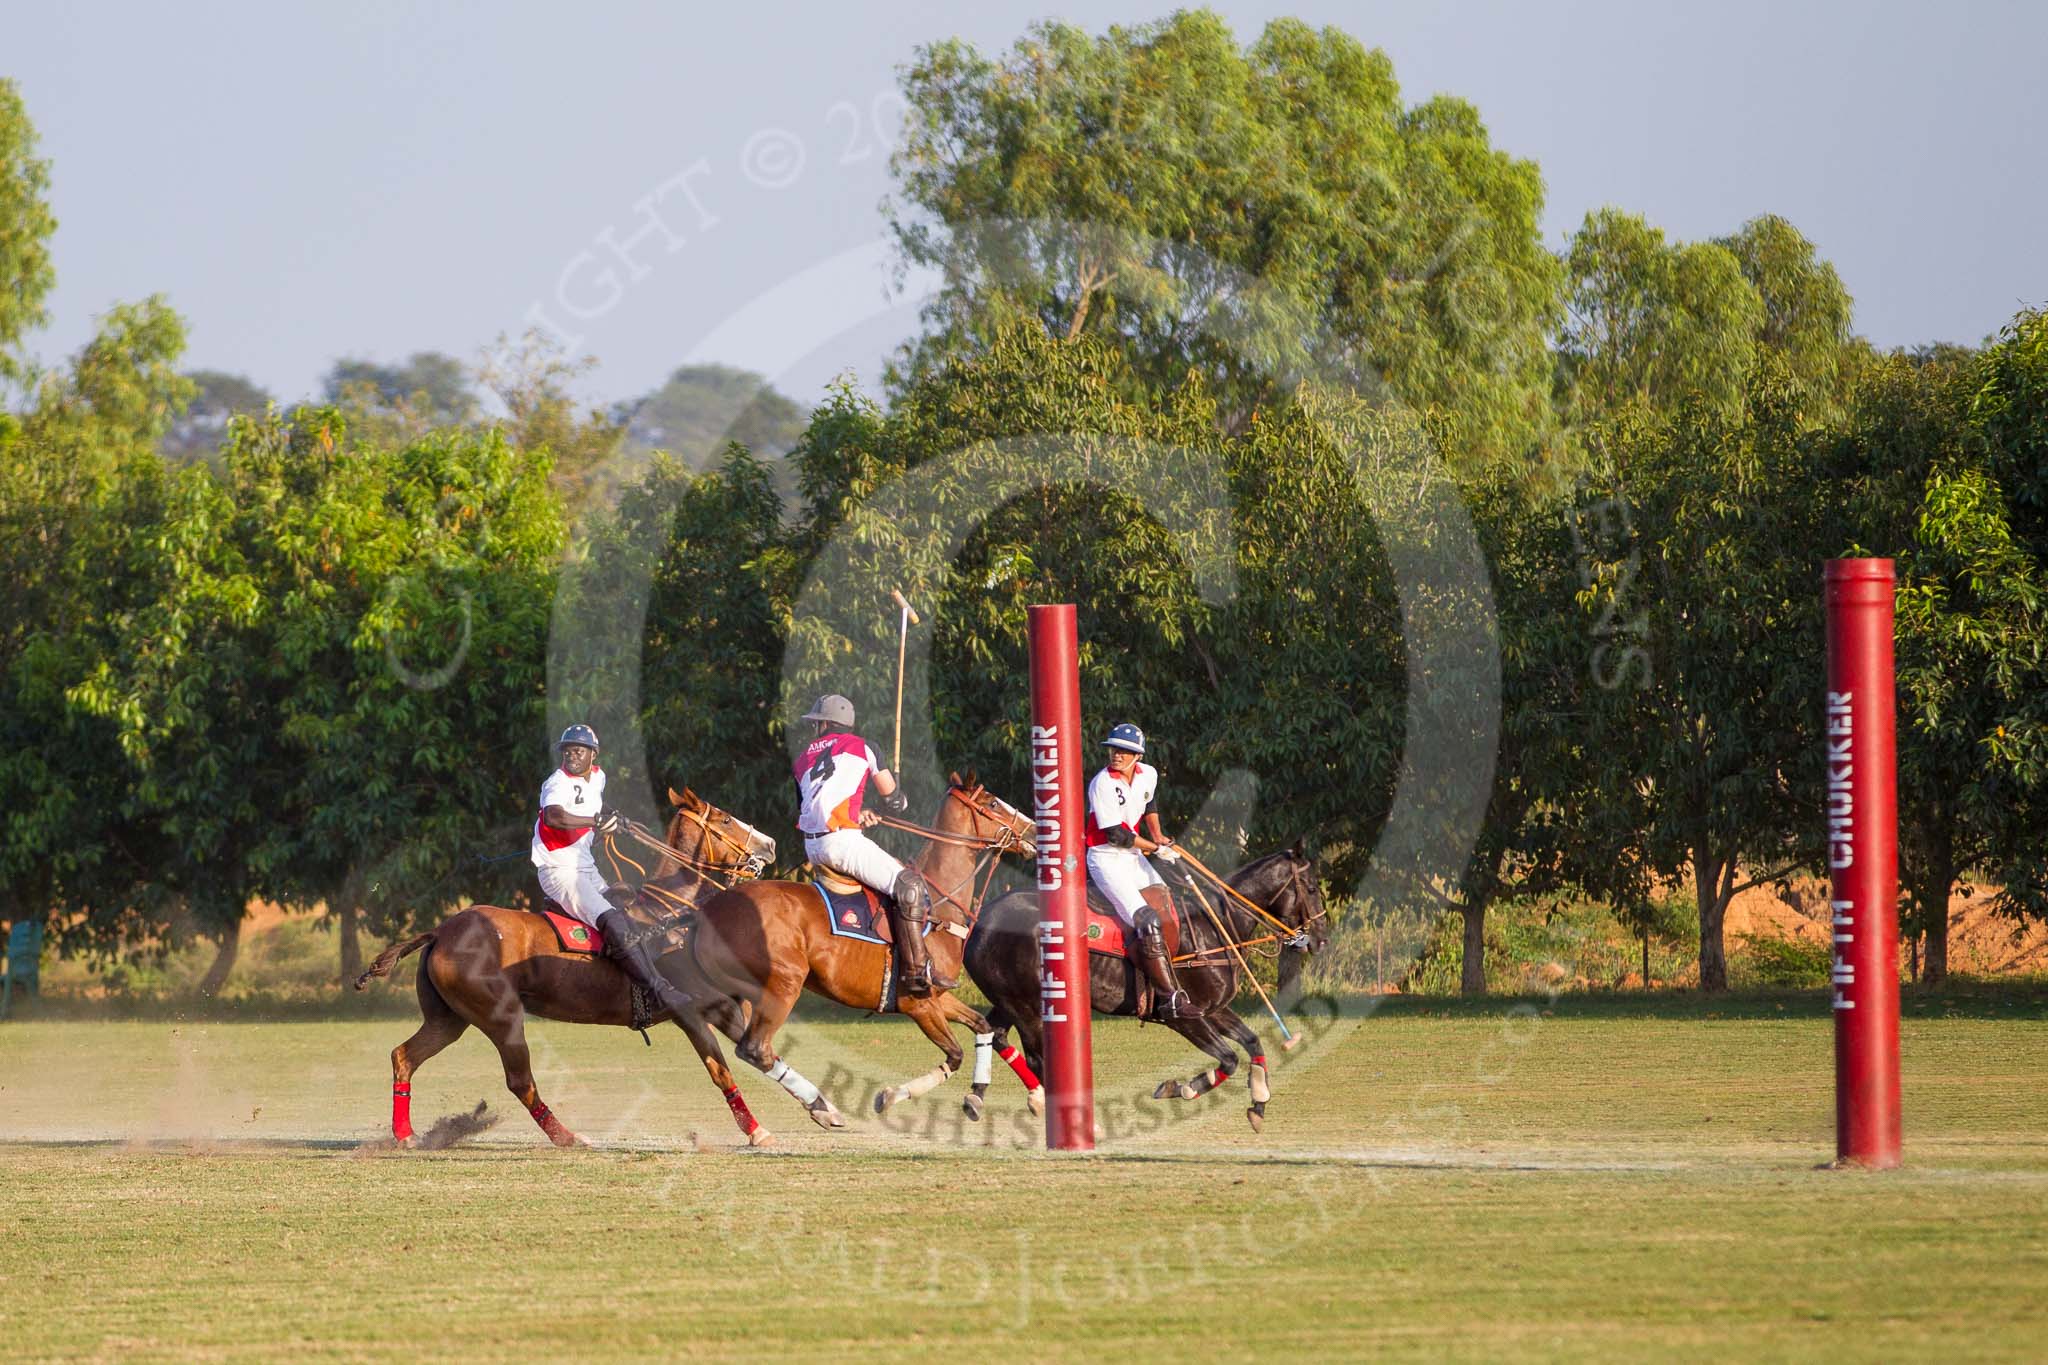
[1085,761,1158,848]
[794,732,881,835]
[532,764,606,869]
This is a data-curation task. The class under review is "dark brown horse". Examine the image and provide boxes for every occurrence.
[353,787,789,1148]
[672,775,1036,1123]
[962,842,1327,1132]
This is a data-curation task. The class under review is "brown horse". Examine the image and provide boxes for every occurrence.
[962,842,1328,1132]
[672,774,1035,1123]
[353,787,789,1148]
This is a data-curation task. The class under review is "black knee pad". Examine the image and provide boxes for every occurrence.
[1131,906,1162,939]
[892,871,928,918]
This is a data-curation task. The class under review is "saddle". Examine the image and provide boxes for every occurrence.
[1081,881,1185,961]
[535,884,680,956]
[537,906,606,954]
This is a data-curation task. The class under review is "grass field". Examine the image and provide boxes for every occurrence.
[4,987,2046,1361]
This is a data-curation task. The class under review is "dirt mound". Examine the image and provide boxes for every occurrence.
[1725,873,2048,975]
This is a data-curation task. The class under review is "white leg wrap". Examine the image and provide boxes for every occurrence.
[972,1033,994,1087]
[766,1059,822,1107]
[900,1062,954,1101]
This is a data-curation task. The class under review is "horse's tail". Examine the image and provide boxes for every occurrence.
[354,932,435,990]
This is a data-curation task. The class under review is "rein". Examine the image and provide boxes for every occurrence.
[873,788,1031,929]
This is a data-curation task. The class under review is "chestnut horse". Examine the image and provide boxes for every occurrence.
[962,842,1327,1132]
[353,787,800,1148]
[672,774,1035,1124]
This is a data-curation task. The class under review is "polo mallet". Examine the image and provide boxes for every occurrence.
[1170,847,1301,1050]
[888,589,919,773]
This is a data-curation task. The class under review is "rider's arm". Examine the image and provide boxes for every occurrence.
[870,752,908,814]
[544,804,602,831]
[1138,810,1169,854]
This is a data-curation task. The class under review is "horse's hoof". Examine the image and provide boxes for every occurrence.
[1092,1119,1106,1143]
[1249,1063,1272,1104]
[872,1088,897,1115]
[748,1127,775,1148]
[807,1099,842,1131]
[1151,1081,1177,1101]
[1026,1086,1045,1118]
[963,1092,985,1122]
[393,1134,416,1150]
[1246,1103,1265,1134]
[551,1132,586,1149]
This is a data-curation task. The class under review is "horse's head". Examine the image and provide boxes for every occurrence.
[1237,837,1328,954]
[944,769,1036,855]
[665,786,777,879]
[1281,838,1330,953]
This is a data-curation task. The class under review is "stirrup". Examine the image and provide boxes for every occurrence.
[1153,989,1194,1021]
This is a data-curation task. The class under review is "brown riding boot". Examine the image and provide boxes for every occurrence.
[889,871,955,998]
[1134,908,1193,1021]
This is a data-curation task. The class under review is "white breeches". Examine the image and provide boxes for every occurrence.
[1086,846,1164,923]
[803,830,907,894]
[535,862,615,928]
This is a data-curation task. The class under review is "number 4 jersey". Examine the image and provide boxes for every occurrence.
[532,764,606,869]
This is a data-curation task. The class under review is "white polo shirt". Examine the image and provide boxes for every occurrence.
[532,764,606,869]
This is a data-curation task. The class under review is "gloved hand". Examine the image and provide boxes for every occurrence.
[1152,837,1180,863]
[596,807,623,835]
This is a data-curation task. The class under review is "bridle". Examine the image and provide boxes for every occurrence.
[868,787,1034,928]
[670,802,774,881]
[1173,854,1324,966]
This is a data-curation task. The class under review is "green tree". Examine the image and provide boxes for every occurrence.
[72,408,566,979]
[160,369,273,463]
[1716,214,1858,416]
[1573,358,1828,990]
[619,364,805,466]
[887,11,1563,466]
[0,300,196,958]
[323,350,479,437]
[477,329,624,509]
[0,78,57,382]
[1557,208,1763,421]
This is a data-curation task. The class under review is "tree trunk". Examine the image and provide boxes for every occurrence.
[1919,820,1956,986]
[337,904,362,984]
[1459,899,1488,996]
[1641,929,1650,986]
[197,923,240,997]
[1696,857,1729,992]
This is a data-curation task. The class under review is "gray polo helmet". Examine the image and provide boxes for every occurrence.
[802,694,856,727]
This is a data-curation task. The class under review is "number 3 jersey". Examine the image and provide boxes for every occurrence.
[532,764,606,869]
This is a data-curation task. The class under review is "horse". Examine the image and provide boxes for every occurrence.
[352,786,804,1148]
[962,841,1328,1132]
[670,774,1036,1125]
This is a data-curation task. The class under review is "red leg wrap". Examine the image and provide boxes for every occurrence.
[528,1100,571,1145]
[724,1086,760,1135]
[998,1045,1042,1090]
[1251,1055,1267,1068]
[392,1083,413,1142]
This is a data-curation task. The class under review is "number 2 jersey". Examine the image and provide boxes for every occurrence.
[532,764,606,869]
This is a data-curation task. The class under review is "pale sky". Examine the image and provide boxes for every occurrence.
[8,0,2043,411]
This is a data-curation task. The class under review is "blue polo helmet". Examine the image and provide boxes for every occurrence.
[558,723,600,752]
[1101,722,1145,754]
